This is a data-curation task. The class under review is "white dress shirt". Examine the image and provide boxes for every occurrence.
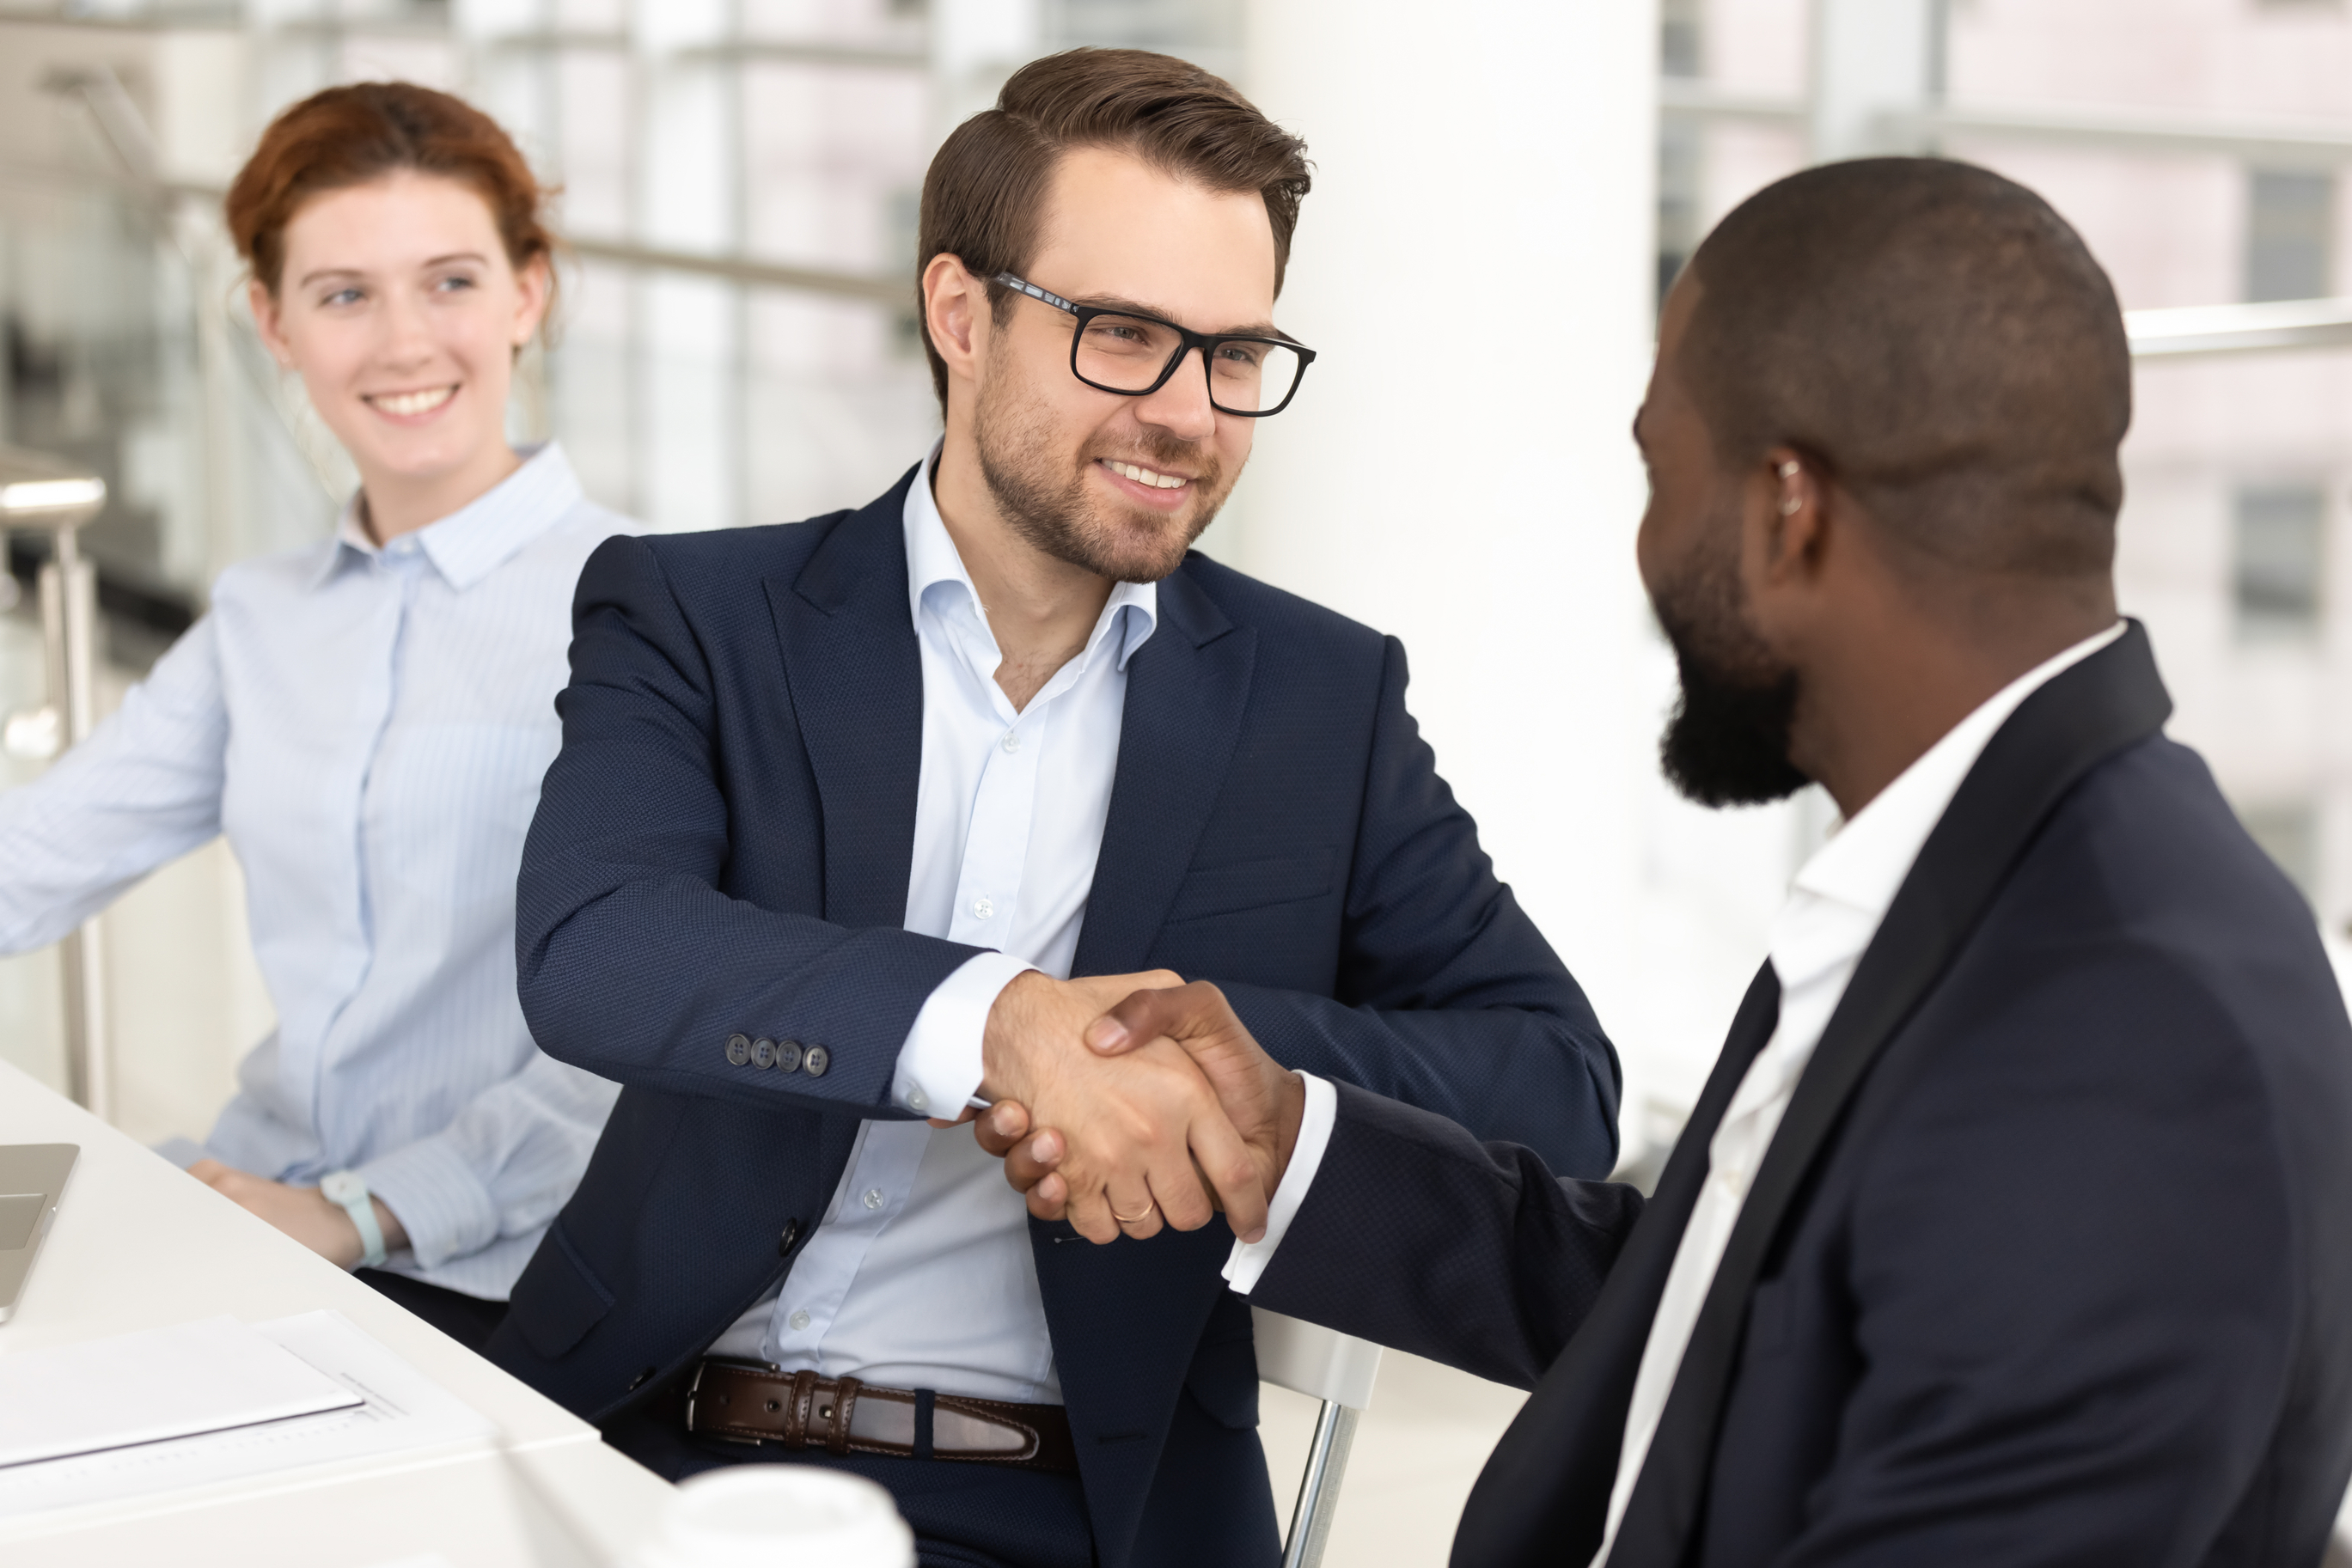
[0,443,632,1298]
[706,449,1157,1403]
[1227,622,2126,1565]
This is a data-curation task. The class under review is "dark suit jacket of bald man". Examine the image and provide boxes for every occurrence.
[1251,624,2352,1567]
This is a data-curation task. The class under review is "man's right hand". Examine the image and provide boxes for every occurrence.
[976,982,1307,1242]
[967,970,1269,1247]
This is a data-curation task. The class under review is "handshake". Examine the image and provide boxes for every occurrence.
[936,971,1307,1245]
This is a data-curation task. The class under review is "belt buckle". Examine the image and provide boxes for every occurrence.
[686,1358,774,1447]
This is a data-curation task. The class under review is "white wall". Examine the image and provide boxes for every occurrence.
[1234,0,1794,1153]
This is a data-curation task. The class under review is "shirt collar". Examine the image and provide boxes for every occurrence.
[1771,620,2128,982]
[311,442,583,592]
[901,441,1159,672]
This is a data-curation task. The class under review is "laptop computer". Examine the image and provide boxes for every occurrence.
[0,1144,77,1324]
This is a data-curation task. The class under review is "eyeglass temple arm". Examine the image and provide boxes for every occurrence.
[994,273,1075,312]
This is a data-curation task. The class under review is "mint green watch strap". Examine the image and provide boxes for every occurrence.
[321,1170,388,1269]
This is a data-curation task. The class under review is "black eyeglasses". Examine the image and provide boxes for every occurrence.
[994,272,1317,418]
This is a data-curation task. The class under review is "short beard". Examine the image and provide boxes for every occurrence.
[1651,538,1808,808]
[971,370,1233,584]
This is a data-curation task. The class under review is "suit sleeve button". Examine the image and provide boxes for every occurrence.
[777,1040,803,1073]
[751,1038,778,1070]
[803,1045,829,1077]
[725,1034,751,1066]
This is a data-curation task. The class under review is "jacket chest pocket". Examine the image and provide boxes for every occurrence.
[1163,848,1336,924]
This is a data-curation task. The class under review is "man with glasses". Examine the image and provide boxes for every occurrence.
[490,46,1619,1568]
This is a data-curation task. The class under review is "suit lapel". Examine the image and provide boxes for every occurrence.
[1023,560,1254,1567]
[765,469,926,930]
[1068,560,1256,977]
[1610,622,2176,1563]
[1454,964,1781,1568]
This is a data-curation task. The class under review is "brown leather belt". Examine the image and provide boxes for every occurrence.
[684,1360,1078,1476]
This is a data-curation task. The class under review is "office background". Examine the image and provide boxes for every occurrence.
[0,1,2347,1561]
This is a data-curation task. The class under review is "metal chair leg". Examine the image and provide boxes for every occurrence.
[1281,1396,1361,1568]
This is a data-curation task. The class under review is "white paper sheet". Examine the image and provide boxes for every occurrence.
[0,1310,495,1518]
[0,1315,361,1468]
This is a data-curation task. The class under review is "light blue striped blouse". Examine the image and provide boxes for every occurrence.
[0,442,632,1299]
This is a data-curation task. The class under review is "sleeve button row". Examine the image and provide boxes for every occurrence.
[723,1034,827,1076]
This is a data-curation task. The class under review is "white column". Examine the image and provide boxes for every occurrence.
[1810,0,1942,162]
[1239,2,1671,1138]
[931,0,1044,142]
[632,0,742,534]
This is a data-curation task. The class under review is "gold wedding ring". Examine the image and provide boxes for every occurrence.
[1111,1202,1157,1224]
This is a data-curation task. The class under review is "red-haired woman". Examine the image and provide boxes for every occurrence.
[0,82,642,1348]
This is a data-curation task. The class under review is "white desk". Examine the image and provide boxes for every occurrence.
[0,1059,674,1566]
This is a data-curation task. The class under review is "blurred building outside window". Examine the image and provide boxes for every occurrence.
[2233,482,2327,642]
[2246,168,2336,303]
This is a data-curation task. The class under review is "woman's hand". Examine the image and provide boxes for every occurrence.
[186,1159,409,1268]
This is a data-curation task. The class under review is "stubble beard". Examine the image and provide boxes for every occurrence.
[972,370,1236,585]
[1651,527,1810,808]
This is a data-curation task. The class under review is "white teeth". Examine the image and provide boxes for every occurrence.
[1109,460,1186,490]
[372,386,455,417]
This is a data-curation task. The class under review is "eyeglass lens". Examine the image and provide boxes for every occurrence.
[1074,314,1304,414]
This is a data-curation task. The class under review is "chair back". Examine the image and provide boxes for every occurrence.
[1251,1308,1382,1411]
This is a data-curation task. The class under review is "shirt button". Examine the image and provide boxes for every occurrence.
[1001,730,1021,753]
[863,1188,886,1211]
[906,1087,930,1113]
[971,897,993,920]
[788,1310,811,1332]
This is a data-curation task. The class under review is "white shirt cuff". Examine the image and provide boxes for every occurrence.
[893,951,1037,1116]
[1222,1071,1336,1295]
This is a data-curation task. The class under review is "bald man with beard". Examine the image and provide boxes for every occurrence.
[984,157,2352,1568]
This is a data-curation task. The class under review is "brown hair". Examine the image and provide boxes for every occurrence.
[226,81,558,312]
[916,47,1312,412]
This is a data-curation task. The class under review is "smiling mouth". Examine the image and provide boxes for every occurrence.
[367,385,457,417]
[1101,458,1189,491]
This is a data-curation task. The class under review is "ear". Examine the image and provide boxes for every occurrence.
[248,279,295,370]
[923,253,990,394]
[1744,445,1828,590]
[511,253,553,349]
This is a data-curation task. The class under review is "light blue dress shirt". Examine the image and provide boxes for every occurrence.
[707,448,1157,1400]
[0,442,631,1299]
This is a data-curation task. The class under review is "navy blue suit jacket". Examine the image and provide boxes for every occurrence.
[1255,625,2352,1566]
[486,471,1619,1566]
